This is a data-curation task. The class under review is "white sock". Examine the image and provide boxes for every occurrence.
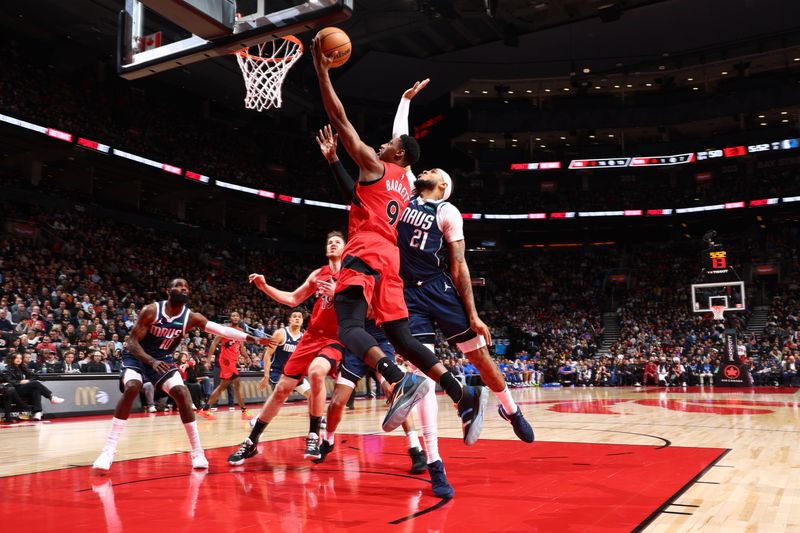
[406,430,421,450]
[416,372,441,464]
[495,386,517,415]
[183,421,203,454]
[324,431,335,445]
[102,417,127,452]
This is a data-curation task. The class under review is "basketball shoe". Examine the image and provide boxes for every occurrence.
[382,373,430,432]
[427,460,454,499]
[498,406,535,443]
[228,439,258,465]
[190,451,209,469]
[303,433,321,460]
[312,440,334,464]
[456,386,488,445]
[409,447,427,475]
[92,447,115,471]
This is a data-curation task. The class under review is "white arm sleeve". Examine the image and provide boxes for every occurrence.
[392,97,411,137]
[437,202,465,243]
[204,321,248,342]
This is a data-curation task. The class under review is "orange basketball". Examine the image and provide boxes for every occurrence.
[316,27,351,68]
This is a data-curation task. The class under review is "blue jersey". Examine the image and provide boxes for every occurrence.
[270,327,303,374]
[397,197,448,283]
[133,301,190,361]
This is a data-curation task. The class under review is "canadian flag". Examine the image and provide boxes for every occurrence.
[138,32,162,52]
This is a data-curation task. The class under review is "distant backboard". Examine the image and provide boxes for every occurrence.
[118,0,353,80]
[691,281,746,313]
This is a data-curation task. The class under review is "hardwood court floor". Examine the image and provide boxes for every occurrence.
[1,385,798,532]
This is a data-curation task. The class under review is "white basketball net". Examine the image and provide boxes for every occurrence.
[235,36,303,112]
[710,305,726,321]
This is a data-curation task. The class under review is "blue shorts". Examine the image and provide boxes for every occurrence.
[404,273,475,345]
[120,354,178,391]
[339,321,395,385]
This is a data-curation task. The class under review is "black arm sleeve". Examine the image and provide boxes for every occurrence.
[329,160,356,202]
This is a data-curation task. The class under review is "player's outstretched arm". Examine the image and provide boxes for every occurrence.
[312,36,383,181]
[447,239,492,346]
[393,79,429,189]
[392,78,429,138]
[187,312,273,347]
[317,125,356,202]
[248,269,321,307]
[125,304,172,373]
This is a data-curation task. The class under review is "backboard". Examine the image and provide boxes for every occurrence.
[118,0,353,80]
[690,281,746,313]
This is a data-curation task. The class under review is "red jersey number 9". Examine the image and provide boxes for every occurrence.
[386,200,401,226]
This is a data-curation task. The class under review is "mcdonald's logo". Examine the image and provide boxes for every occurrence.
[75,386,98,406]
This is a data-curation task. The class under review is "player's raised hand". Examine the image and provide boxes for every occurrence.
[469,315,493,347]
[316,278,336,298]
[403,78,430,100]
[249,273,268,292]
[316,124,339,162]
[311,36,333,74]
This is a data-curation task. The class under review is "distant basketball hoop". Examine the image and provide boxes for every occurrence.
[710,304,726,322]
[235,35,303,111]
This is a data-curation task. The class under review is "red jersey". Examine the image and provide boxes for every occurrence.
[307,264,339,337]
[346,161,410,248]
[218,335,241,362]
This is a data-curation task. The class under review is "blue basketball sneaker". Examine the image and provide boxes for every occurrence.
[456,386,488,445]
[382,373,430,432]
[427,460,455,498]
[498,406,535,443]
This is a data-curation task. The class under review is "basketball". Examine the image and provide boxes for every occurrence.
[316,27,351,68]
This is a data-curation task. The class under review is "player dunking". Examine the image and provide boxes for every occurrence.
[259,309,312,399]
[312,37,488,446]
[228,232,346,464]
[198,311,252,420]
[92,278,272,471]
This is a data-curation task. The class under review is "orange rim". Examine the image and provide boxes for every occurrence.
[235,35,303,63]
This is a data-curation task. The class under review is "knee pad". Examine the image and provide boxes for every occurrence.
[338,318,377,360]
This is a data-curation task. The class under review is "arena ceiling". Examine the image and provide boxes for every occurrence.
[3,0,800,108]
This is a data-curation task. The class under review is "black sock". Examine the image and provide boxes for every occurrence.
[439,372,464,403]
[375,356,405,384]
[248,418,268,443]
[309,416,322,436]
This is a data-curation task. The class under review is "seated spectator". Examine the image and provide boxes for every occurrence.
[83,350,109,373]
[783,355,798,386]
[3,353,64,420]
[0,371,28,422]
[41,350,65,374]
[643,359,658,386]
[558,361,576,386]
[62,350,81,373]
[698,358,714,386]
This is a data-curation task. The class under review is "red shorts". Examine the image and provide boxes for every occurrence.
[336,237,408,325]
[282,328,345,380]
[218,354,239,380]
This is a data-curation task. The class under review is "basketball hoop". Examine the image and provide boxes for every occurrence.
[235,35,303,111]
[710,305,726,321]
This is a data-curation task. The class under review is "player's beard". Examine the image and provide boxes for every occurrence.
[169,291,190,305]
[413,177,437,192]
